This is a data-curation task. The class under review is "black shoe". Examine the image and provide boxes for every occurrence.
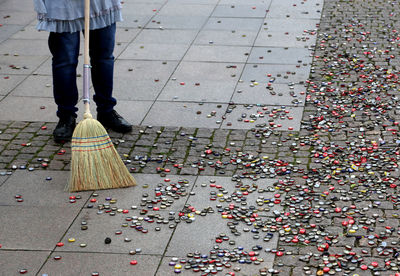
[53,116,76,143]
[97,110,132,133]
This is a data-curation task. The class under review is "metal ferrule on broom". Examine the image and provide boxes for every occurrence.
[83,64,91,118]
[83,65,91,104]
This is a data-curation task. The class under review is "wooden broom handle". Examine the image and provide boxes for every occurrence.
[83,0,91,115]
[84,0,90,65]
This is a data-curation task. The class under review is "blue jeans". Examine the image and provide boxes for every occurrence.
[48,23,117,119]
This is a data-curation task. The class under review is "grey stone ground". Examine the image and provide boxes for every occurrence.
[1,0,400,275]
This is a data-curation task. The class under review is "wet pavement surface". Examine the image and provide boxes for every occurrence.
[1,0,400,275]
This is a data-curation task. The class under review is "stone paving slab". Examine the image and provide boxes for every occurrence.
[113,60,178,101]
[168,0,218,3]
[114,79,167,102]
[247,47,312,65]
[254,30,317,48]
[0,75,25,96]
[0,24,23,44]
[165,61,243,82]
[0,55,48,75]
[194,30,259,46]
[218,0,270,4]
[158,80,237,102]
[221,104,303,131]
[0,170,91,208]
[0,0,33,10]
[157,3,215,16]
[120,3,164,16]
[0,10,35,26]
[163,213,277,275]
[0,174,9,187]
[92,174,197,212]
[133,29,198,45]
[10,25,49,40]
[0,96,58,122]
[117,14,154,29]
[211,3,270,18]
[159,175,280,273]
[115,28,141,43]
[203,17,264,31]
[183,45,251,63]
[0,205,79,250]
[262,18,320,33]
[124,0,167,4]
[113,41,131,57]
[267,0,323,19]
[0,39,49,56]
[165,212,274,255]
[240,64,309,84]
[146,15,209,30]
[186,176,280,214]
[0,250,51,276]
[55,208,176,255]
[119,43,190,61]
[39,252,162,276]
[115,60,178,81]
[142,101,227,128]
[232,83,306,106]
[107,100,154,126]
[8,75,53,97]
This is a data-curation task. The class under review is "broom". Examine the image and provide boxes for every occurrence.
[68,0,136,192]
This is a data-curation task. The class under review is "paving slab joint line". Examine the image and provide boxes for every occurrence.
[299,1,327,173]
[0,248,52,253]
[139,0,225,126]
[223,0,274,123]
[154,174,200,275]
[113,0,170,62]
[179,128,199,175]
[273,0,331,261]
[1,54,51,103]
[54,250,162,256]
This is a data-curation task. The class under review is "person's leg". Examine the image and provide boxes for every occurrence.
[48,31,80,119]
[88,23,117,113]
[89,23,132,133]
[48,31,80,142]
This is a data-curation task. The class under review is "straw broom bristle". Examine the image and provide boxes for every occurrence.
[68,112,137,192]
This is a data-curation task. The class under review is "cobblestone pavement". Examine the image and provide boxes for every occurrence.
[1,0,400,275]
